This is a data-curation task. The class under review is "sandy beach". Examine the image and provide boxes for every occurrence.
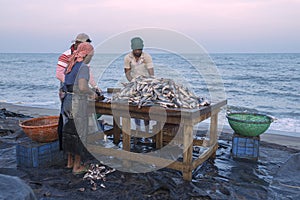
[1,102,299,150]
[1,102,300,199]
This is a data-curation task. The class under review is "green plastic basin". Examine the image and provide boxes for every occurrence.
[226,112,274,137]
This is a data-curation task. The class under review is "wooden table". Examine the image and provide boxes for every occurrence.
[88,99,227,181]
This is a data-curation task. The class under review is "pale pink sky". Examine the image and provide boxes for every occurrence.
[1,0,299,53]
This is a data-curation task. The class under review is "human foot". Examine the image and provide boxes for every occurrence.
[65,164,73,169]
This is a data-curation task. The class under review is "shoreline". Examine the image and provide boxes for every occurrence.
[1,101,299,150]
[0,102,60,118]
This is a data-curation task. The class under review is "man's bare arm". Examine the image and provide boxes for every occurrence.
[125,68,132,81]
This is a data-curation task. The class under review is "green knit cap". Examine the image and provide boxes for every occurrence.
[131,37,144,50]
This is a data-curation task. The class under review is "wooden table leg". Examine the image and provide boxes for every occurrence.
[113,116,121,144]
[210,111,219,158]
[122,117,131,151]
[182,124,193,181]
[155,121,163,149]
[209,111,219,146]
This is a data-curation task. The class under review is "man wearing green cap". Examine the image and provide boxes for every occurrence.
[124,37,154,81]
[124,37,154,140]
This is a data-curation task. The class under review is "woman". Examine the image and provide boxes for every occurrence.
[61,42,97,175]
[56,33,101,151]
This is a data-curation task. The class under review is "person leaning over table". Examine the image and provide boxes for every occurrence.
[124,37,154,136]
[56,33,101,151]
[61,42,98,175]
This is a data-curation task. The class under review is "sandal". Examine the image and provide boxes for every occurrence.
[72,166,89,175]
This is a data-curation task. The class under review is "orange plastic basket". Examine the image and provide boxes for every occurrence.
[19,116,59,143]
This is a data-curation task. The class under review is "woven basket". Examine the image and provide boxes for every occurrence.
[226,112,274,137]
[19,116,59,143]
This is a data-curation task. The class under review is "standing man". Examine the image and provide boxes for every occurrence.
[124,37,154,136]
[124,37,154,82]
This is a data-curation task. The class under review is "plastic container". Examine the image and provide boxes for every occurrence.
[231,133,260,161]
[16,138,63,167]
[226,112,274,137]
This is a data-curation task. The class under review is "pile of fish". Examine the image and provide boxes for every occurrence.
[112,76,210,109]
[79,163,116,191]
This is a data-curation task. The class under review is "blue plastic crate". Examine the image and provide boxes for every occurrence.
[231,133,260,161]
[16,138,63,168]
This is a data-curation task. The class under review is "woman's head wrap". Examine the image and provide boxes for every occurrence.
[65,42,94,74]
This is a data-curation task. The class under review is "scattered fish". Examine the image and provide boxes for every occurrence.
[112,76,210,109]
[82,163,116,191]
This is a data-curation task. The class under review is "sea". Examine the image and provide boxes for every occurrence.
[0,53,299,137]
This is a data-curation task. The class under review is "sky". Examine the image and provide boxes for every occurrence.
[0,0,300,53]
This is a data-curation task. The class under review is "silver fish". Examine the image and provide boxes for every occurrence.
[112,76,210,109]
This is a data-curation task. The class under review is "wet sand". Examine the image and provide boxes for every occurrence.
[0,102,60,118]
[1,102,300,199]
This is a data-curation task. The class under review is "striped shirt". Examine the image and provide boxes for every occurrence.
[56,49,97,87]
